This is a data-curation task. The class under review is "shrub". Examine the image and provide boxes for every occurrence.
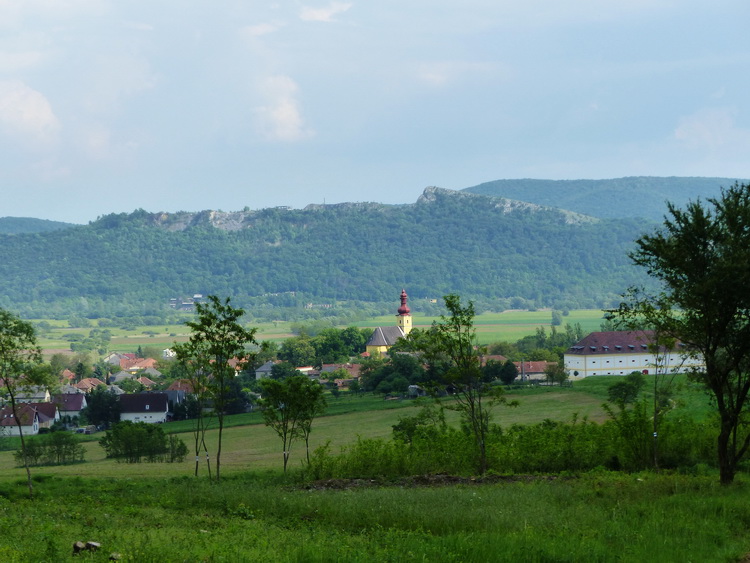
[99,421,188,463]
[13,432,86,467]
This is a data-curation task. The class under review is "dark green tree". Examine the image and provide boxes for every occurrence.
[80,385,120,429]
[498,360,518,385]
[544,362,569,386]
[607,372,646,406]
[0,309,46,499]
[278,336,316,367]
[260,375,327,472]
[407,294,516,474]
[616,182,750,484]
[99,421,187,463]
[180,295,257,481]
[270,361,302,380]
[172,339,214,479]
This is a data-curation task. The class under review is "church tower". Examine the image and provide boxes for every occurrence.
[396,289,412,335]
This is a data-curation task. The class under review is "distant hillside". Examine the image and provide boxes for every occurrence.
[0,217,76,234]
[462,177,745,221]
[0,188,653,318]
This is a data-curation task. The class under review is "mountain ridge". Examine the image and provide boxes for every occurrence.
[462,176,745,221]
[0,187,645,318]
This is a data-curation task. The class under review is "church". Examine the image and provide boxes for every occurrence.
[365,289,413,357]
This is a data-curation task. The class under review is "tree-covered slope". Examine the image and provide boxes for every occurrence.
[462,177,745,221]
[0,188,652,317]
[0,217,76,234]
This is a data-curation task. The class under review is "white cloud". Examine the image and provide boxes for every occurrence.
[299,2,352,22]
[122,21,154,32]
[242,22,283,37]
[0,50,46,72]
[0,80,60,149]
[417,61,509,86]
[0,0,107,28]
[254,75,314,142]
[83,55,157,115]
[674,108,750,151]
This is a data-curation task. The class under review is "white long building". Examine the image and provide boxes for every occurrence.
[564,330,704,378]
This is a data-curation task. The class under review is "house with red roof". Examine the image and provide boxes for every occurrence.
[52,393,88,420]
[27,402,60,429]
[513,360,556,381]
[564,330,704,378]
[0,404,40,436]
[73,378,107,393]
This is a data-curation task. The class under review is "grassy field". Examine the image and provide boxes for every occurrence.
[35,308,606,357]
[356,308,606,345]
[35,319,299,353]
[2,470,750,562]
[0,376,742,562]
[0,375,710,481]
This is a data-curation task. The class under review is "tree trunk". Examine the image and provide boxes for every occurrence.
[216,415,223,482]
[718,418,736,485]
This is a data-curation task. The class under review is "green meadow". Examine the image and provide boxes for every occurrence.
[0,378,747,562]
[34,308,606,355]
[356,308,606,345]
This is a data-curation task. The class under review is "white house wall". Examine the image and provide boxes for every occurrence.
[564,352,703,378]
[120,412,167,424]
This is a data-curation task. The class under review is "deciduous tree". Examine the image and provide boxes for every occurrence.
[179,295,257,481]
[260,375,326,472]
[0,309,47,498]
[616,182,750,484]
[407,294,516,474]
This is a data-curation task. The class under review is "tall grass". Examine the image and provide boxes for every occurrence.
[0,471,749,561]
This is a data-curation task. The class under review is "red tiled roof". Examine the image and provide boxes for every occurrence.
[0,404,39,427]
[567,330,681,355]
[28,402,57,419]
[514,361,555,374]
[52,393,86,411]
[74,378,106,392]
[167,379,196,393]
[121,358,158,370]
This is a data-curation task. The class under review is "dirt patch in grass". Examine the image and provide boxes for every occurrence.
[304,473,569,490]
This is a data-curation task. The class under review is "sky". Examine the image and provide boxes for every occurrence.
[1,1,749,224]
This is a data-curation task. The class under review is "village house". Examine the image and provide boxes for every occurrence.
[27,402,60,430]
[119,393,169,424]
[74,377,107,393]
[0,404,40,436]
[52,393,88,421]
[514,360,556,381]
[15,386,51,404]
[564,330,704,378]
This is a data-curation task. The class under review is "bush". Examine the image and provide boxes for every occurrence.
[99,421,188,463]
[13,432,86,467]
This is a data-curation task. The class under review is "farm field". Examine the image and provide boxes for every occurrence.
[33,308,607,356]
[0,375,710,481]
[357,308,605,345]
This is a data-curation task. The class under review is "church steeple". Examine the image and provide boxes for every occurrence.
[396,289,412,335]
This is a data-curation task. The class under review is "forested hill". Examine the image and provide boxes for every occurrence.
[0,217,75,234]
[462,176,745,221]
[0,187,653,318]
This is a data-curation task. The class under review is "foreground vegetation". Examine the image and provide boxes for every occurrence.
[1,471,749,561]
[0,377,747,561]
